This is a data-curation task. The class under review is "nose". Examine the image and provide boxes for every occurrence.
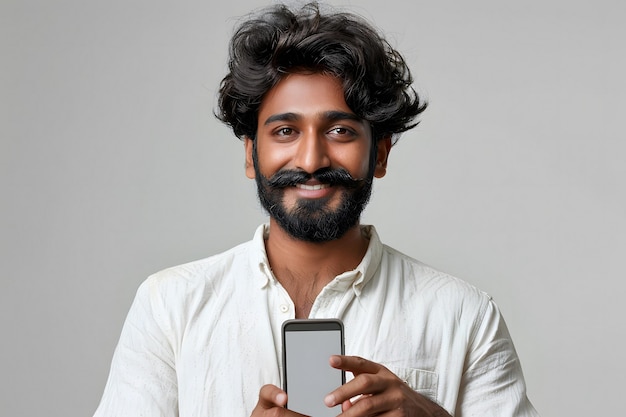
[293,131,331,174]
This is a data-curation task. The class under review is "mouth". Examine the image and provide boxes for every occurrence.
[296,183,331,191]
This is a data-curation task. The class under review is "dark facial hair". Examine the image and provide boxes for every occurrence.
[252,140,376,242]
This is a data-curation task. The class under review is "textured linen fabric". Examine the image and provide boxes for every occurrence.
[94,224,538,417]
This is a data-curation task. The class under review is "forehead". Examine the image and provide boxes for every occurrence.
[258,73,356,121]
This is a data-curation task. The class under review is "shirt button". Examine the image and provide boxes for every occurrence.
[280,304,289,313]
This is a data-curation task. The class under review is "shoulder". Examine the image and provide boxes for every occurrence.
[120,228,269,344]
[379,243,494,315]
[136,238,256,309]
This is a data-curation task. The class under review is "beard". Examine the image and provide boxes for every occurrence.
[252,143,375,243]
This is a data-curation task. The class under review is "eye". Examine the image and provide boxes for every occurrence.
[276,127,295,136]
[330,127,349,135]
[327,126,357,141]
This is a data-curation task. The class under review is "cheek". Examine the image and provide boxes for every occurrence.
[332,144,372,176]
[255,142,292,175]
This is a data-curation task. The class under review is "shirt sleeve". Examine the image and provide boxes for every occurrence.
[455,298,539,417]
[93,277,179,417]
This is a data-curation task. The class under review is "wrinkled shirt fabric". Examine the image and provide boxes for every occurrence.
[94,224,538,417]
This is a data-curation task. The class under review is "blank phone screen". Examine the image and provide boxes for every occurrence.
[284,327,344,416]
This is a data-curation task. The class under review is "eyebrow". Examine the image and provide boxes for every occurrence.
[263,111,363,126]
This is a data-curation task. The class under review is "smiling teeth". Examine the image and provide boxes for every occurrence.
[297,184,330,191]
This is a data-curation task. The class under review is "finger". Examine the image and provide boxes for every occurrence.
[257,384,288,409]
[325,373,387,408]
[254,385,312,417]
[341,399,353,412]
[336,392,397,417]
[340,393,370,412]
[329,355,382,375]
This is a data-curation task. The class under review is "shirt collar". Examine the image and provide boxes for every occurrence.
[250,224,273,288]
[249,223,384,294]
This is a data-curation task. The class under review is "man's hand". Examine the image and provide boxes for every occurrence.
[324,356,452,417]
[250,384,308,417]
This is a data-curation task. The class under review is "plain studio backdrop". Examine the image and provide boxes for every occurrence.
[1,0,624,416]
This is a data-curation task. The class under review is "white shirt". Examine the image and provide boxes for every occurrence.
[94,224,538,417]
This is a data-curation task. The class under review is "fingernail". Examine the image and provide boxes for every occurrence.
[324,394,336,407]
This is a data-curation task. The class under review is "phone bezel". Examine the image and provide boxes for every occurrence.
[281,318,346,409]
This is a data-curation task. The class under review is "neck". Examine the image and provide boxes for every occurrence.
[264,218,370,318]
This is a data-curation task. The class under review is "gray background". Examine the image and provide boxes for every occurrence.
[1,0,624,416]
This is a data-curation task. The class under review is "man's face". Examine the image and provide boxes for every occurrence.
[245,73,390,242]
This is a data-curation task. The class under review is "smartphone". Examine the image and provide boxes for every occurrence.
[282,319,345,416]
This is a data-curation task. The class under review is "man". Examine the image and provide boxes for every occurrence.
[94,3,538,416]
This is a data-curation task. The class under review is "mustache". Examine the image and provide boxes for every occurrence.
[264,168,367,189]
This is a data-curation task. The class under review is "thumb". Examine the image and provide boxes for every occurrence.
[256,384,287,410]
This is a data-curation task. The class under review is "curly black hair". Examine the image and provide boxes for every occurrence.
[216,2,427,142]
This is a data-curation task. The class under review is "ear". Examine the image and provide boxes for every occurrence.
[244,136,256,179]
[373,136,392,178]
